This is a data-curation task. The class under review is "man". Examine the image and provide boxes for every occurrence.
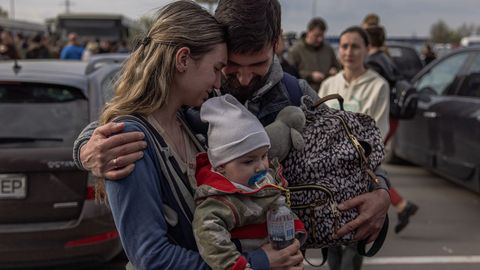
[60,32,84,60]
[287,17,340,91]
[73,0,390,263]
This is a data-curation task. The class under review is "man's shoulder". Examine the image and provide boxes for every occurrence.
[321,42,336,54]
[289,40,306,52]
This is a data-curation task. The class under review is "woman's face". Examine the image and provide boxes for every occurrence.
[176,43,227,107]
[339,32,368,72]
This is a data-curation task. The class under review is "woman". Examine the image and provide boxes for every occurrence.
[318,26,389,270]
[318,26,389,139]
[364,25,419,235]
[97,1,303,269]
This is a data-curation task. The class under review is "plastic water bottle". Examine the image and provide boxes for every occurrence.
[267,196,295,250]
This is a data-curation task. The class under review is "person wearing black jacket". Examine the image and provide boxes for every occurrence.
[365,25,419,234]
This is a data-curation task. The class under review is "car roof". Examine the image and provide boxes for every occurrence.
[0,60,89,91]
[412,46,480,81]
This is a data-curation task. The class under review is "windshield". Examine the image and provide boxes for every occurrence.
[0,82,88,148]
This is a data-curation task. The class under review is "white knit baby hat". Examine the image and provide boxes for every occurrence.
[200,94,271,168]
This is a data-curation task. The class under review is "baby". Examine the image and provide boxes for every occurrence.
[193,94,305,270]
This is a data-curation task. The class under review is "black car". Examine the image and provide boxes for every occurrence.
[0,57,125,268]
[387,42,424,81]
[393,46,480,193]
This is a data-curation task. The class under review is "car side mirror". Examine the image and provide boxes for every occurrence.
[417,87,435,102]
[417,94,431,103]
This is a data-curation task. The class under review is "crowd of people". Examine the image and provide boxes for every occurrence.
[0,27,130,61]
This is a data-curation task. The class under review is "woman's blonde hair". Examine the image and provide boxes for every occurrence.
[100,0,225,125]
[96,0,225,202]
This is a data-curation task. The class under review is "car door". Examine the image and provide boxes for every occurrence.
[434,52,480,192]
[395,51,470,167]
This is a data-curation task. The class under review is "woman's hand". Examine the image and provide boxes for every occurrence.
[335,189,390,243]
[80,122,147,179]
[262,239,304,270]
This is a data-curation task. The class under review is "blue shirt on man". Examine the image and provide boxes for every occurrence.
[60,45,85,60]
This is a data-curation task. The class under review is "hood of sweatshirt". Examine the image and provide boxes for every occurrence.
[342,69,382,89]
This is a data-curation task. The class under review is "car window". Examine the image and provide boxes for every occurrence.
[389,46,423,81]
[101,70,120,102]
[0,83,88,148]
[415,52,469,95]
[458,53,480,98]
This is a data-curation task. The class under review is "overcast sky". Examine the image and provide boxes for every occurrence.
[0,0,479,37]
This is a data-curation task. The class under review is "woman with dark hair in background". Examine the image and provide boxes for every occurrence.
[364,25,419,236]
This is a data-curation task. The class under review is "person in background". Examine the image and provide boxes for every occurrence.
[364,25,419,235]
[98,39,113,53]
[60,32,84,60]
[288,17,340,91]
[26,34,51,59]
[0,31,20,60]
[81,41,99,61]
[117,40,130,53]
[14,33,28,58]
[275,33,299,78]
[421,43,437,65]
[318,26,389,270]
[361,13,380,29]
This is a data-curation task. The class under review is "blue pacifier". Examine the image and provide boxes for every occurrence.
[248,170,268,187]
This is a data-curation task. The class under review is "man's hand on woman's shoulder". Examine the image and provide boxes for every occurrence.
[80,122,147,180]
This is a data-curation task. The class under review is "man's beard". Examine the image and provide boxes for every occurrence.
[221,73,270,104]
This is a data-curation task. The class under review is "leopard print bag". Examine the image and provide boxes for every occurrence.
[283,95,385,250]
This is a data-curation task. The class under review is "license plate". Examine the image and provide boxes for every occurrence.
[0,174,27,199]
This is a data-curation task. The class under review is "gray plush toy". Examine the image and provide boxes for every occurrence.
[265,106,306,162]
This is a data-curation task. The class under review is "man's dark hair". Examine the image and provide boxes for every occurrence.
[340,26,370,47]
[365,26,385,48]
[307,17,327,32]
[215,0,281,54]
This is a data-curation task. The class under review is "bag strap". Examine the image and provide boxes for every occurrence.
[357,214,390,257]
[332,114,389,257]
[114,115,195,222]
[281,72,303,106]
[177,111,207,152]
[303,248,328,267]
[314,94,345,111]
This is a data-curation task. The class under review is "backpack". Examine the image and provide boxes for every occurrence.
[366,51,418,119]
[282,95,388,257]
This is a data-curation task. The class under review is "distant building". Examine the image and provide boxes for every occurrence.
[46,13,138,43]
[0,17,46,36]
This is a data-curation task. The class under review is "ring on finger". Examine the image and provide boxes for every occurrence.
[113,157,118,168]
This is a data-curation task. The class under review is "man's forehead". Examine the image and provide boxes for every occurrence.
[227,45,273,66]
[309,27,324,35]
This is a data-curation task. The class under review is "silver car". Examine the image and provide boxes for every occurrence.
[0,56,125,268]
